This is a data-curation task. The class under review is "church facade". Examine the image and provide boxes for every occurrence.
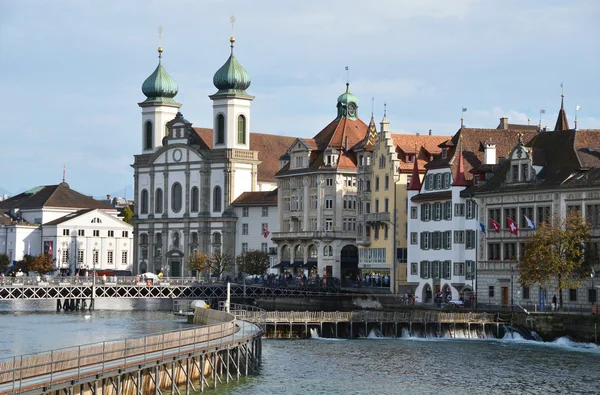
[131,38,292,276]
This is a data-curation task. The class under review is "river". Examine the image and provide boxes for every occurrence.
[1,300,599,394]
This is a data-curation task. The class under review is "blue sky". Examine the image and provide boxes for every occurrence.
[1,0,599,198]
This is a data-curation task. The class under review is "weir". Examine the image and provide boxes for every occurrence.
[0,304,264,395]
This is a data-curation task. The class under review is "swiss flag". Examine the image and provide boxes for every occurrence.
[507,217,518,235]
[489,218,501,233]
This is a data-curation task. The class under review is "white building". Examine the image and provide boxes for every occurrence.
[231,190,279,272]
[0,183,133,275]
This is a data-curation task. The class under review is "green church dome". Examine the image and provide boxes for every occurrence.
[213,37,251,95]
[337,84,358,106]
[141,48,178,103]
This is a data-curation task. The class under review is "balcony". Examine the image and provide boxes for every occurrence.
[271,230,357,241]
[356,236,371,246]
[364,212,390,223]
[211,149,259,161]
[478,260,518,272]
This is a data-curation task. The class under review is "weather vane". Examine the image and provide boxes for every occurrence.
[230,15,236,31]
[157,26,163,57]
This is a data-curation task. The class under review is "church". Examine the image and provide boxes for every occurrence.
[131,37,293,276]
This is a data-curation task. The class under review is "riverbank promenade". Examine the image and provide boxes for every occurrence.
[0,304,264,395]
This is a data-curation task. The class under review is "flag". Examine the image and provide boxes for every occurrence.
[489,218,501,233]
[524,215,536,230]
[462,107,467,112]
[478,221,486,234]
[507,217,518,235]
[345,66,349,71]
[540,109,546,114]
[263,228,270,238]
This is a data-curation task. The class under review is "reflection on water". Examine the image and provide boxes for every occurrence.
[0,299,186,357]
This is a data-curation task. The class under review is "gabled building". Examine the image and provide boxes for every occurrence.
[407,120,538,304]
[471,99,600,310]
[0,183,131,275]
[271,84,366,281]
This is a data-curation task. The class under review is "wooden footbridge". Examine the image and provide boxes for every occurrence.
[0,304,265,395]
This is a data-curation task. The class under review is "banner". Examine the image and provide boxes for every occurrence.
[43,240,53,256]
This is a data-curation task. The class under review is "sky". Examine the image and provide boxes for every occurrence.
[1,0,599,198]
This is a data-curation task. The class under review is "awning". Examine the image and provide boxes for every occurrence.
[302,261,317,269]
[292,260,305,268]
[272,261,290,269]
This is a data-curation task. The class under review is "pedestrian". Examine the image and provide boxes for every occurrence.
[552,295,557,311]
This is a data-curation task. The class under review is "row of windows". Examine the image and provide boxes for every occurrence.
[241,223,269,235]
[215,114,247,145]
[423,173,451,191]
[359,248,387,264]
[140,186,223,214]
[412,201,476,222]
[412,260,475,279]
[68,250,125,265]
[241,207,269,217]
[241,242,270,254]
[412,230,477,250]
[487,286,597,303]
[62,229,128,238]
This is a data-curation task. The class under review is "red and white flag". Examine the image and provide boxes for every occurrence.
[489,218,501,233]
[507,217,518,235]
[263,228,270,238]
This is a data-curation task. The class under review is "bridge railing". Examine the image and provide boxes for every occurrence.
[219,302,267,330]
[0,315,244,393]
[0,276,201,287]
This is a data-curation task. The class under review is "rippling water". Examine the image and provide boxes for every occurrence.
[1,301,599,394]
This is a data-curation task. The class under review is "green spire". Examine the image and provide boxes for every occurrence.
[212,37,251,95]
[141,47,179,103]
[336,83,359,119]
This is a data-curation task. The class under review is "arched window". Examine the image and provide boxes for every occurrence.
[281,245,290,260]
[144,121,153,150]
[237,114,246,144]
[155,233,162,246]
[216,114,225,144]
[308,245,317,259]
[191,187,199,212]
[140,233,148,245]
[323,245,333,257]
[140,189,149,214]
[155,188,163,214]
[191,232,198,245]
[212,232,221,245]
[171,183,182,213]
[294,245,304,261]
[213,186,222,212]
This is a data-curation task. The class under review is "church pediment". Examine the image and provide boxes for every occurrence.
[165,249,184,258]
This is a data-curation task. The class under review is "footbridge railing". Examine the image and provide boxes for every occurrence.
[0,306,264,395]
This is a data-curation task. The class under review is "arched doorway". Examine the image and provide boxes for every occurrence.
[422,283,432,304]
[340,245,358,283]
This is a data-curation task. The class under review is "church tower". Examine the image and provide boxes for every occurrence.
[138,47,181,153]
[209,37,254,150]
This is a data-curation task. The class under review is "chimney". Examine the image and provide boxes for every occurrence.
[345,136,349,151]
[106,194,111,200]
[484,141,497,165]
[498,117,509,130]
[416,132,420,136]
[428,129,432,136]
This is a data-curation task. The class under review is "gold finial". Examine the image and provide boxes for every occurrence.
[230,16,236,50]
[157,26,163,58]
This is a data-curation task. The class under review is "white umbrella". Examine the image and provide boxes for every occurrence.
[141,272,159,280]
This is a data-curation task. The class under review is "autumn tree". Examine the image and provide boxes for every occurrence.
[519,211,591,310]
[236,250,270,276]
[121,206,133,225]
[208,251,233,280]
[186,252,210,280]
[28,254,56,275]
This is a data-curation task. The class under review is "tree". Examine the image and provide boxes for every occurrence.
[27,254,56,275]
[122,206,133,225]
[14,254,35,275]
[519,211,591,310]
[186,252,210,279]
[236,250,270,276]
[208,251,233,280]
[0,253,10,274]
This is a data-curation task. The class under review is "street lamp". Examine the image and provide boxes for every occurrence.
[591,269,596,314]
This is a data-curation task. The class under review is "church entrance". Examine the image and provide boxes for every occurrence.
[169,259,182,277]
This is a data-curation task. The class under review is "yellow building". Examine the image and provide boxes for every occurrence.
[356,114,450,293]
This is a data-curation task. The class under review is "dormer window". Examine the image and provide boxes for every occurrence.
[521,164,529,181]
[473,174,480,185]
[407,154,414,163]
[442,148,448,159]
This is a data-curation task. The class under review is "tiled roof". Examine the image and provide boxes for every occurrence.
[554,96,570,131]
[475,129,600,194]
[44,209,95,226]
[0,183,112,210]
[231,189,278,206]
[314,117,368,151]
[410,191,452,202]
[193,128,296,183]
[0,210,12,225]
[392,134,452,172]
[426,128,539,182]
[353,115,378,152]
[507,124,539,131]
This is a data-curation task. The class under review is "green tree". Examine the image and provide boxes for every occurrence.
[186,252,210,279]
[519,211,591,310]
[14,254,35,275]
[0,253,10,274]
[122,206,133,225]
[208,251,233,280]
[236,250,269,276]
